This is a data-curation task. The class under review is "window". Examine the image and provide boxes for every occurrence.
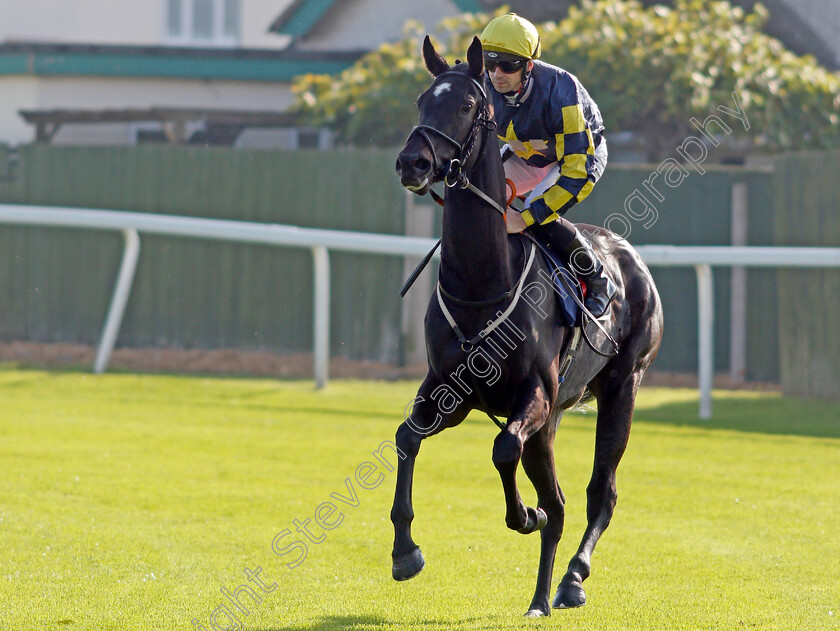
[165,0,240,46]
[167,0,182,35]
[192,0,214,39]
[224,0,240,38]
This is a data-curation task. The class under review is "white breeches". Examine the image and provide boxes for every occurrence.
[503,138,608,205]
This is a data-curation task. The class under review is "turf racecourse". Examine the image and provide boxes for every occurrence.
[1,368,838,631]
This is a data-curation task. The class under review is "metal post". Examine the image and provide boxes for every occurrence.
[94,228,141,373]
[730,182,748,382]
[695,264,714,419]
[311,246,330,389]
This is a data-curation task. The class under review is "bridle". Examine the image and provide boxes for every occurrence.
[405,70,504,213]
[398,69,509,299]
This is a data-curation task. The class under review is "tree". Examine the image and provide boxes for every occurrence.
[543,0,840,157]
[292,1,840,158]
[292,15,486,147]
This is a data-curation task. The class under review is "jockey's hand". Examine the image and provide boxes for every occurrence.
[506,209,528,234]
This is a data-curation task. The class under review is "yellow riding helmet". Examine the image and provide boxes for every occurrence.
[479,13,541,60]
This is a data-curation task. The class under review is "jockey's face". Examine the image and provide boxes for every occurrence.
[488,60,534,94]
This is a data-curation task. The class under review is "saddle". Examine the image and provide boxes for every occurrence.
[524,234,584,328]
[519,234,590,386]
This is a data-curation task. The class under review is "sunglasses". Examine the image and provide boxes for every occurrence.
[484,57,526,74]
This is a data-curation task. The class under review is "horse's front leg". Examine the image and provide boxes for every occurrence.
[492,380,551,535]
[391,375,467,581]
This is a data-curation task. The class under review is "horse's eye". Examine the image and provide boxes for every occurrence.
[462,102,474,113]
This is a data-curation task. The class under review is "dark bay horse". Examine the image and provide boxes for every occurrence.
[391,35,664,617]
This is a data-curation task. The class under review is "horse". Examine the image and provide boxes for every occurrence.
[391,35,664,617]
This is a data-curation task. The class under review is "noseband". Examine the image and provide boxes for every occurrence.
[406,71,497,190]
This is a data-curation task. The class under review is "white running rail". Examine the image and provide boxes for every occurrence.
[3,203,839,418]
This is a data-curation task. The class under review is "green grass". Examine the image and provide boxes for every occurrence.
[1,368,839,630]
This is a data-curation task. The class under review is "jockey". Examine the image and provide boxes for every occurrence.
[480,13,617,318]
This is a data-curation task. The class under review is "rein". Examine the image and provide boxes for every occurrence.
[399,70,506,299]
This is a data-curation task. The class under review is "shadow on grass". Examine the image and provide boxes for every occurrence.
[260,613,488,631]
[632,392,840,439]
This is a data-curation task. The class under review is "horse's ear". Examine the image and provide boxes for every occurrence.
[466,36,484,77]
[422,35,449,77]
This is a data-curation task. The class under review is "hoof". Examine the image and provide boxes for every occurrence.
[392,548,425,581]
[552,578,586,609]
[524,608,549,618]
[517,507,548,534]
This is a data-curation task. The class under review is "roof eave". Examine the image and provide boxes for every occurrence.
[0,42,362,82]
[268,0,485,37]
[268,0,340,37]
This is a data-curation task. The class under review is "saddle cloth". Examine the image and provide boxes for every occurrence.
[527,236,583,328]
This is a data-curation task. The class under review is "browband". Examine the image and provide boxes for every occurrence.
[436,69,488,102]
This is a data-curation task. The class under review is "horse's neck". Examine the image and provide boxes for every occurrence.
[439,139,512,301]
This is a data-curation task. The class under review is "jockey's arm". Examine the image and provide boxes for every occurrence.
[521,102,598,227]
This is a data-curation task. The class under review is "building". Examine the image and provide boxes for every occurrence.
[1,0,836,146]
[269,0,481,51]
[0,0,480,146]
[0,0,338,146]
[0,0,289,49]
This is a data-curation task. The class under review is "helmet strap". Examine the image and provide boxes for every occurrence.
[504,66,534,108]
[520,64,532,89]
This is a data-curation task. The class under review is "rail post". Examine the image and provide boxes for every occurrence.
[695,264,714,419]
[94,228,140,374]
[311,246,330,389]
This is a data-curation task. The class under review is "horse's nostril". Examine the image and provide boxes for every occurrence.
[396,153,432,179]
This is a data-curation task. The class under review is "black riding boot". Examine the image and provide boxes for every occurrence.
[564,228,617,318]
[531,219,617,318]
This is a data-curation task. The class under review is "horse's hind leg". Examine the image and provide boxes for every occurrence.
[553,372,641,609]
[519,415,566,617]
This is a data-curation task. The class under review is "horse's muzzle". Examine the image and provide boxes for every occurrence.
[395,151,433,194]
